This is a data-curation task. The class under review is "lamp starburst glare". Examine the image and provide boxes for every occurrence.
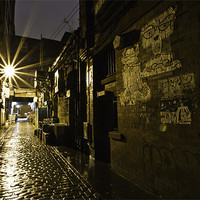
[4,65,15,78]
[0,35,43,88]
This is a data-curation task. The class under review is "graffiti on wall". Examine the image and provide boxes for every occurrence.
[158,73,195,99]
[160,106,191,124]
[160,111,177,124]
[143,141,200,196]
[176,104,191,124]
[120,44,151,106]
[141,7,182,77]
[160,98,192,124]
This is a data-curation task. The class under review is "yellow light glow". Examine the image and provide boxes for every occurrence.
[0,32,48,88]
[4,65,15,77]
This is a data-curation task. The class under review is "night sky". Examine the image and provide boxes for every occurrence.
[15,0,79,41]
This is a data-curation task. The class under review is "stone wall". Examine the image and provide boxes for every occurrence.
[111,1,200,198]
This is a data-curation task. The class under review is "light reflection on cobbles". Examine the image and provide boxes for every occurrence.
[0,121,101,199]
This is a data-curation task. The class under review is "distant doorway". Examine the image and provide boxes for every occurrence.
[17,118,28,122]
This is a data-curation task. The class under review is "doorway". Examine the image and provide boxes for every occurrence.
[95,93,116,163]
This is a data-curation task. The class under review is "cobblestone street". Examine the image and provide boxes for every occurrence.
[0,120,101,199]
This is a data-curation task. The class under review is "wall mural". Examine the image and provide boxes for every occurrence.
[160,105,192,125]
[160,98,192,125]
[158,73,194,124]
[120,44,151,106]
[120,7,194,126]
[120,7,183,106]
[158,73,195,99]
[141,7,182,77]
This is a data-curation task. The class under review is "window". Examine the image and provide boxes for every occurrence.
[107,48,116,77]
[94,45,116,80]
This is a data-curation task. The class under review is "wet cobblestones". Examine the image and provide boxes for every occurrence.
[0,121,101,199]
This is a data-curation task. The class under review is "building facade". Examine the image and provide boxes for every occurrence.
[46,30,87,149]
[0,0,15,126]
[79,0,200,198]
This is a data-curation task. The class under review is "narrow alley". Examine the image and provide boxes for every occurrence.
[0,120,101,199]
[1,1,200,198]
[0,120,156,199]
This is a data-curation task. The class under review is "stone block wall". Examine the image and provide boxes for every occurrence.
[111,1,200,198]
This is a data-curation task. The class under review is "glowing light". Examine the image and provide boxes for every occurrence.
[0,33,47,89]
[159,124,167,132]
[4,65,15,78]
[12,102,17,106]
[0,9,42,90]
[33,96,37,102]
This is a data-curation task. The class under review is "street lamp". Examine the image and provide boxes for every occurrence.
[4,65,15,78]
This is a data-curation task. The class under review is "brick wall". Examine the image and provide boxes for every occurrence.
[111,1,200,198]
[58,96,70,125]
[86,59,95,157]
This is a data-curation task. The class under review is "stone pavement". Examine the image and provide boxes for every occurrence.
[0,120,101,199]
[53,146,158,200]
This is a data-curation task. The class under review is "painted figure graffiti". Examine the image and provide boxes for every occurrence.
[120,44,151,106]
[141,7,182,77]
[158,73,195,99]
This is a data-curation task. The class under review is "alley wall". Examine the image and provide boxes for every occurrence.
[111,1,200,198]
